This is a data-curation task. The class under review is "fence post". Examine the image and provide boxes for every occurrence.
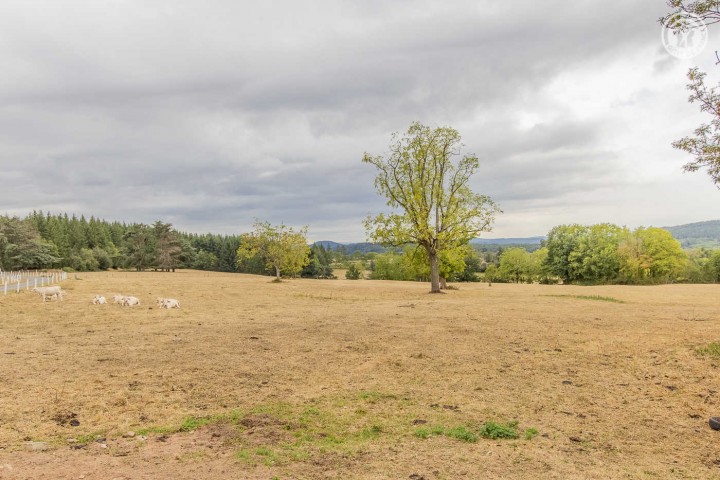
[16,281,20,293]
[4,283,6,296]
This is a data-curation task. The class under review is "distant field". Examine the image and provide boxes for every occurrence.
[1,271,719,479]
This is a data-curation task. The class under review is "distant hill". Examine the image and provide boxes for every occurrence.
[661,220,720,249]
[316,221,720,254]
[313,241,387,254]
[470,236,545,246]
[315,236,546,254]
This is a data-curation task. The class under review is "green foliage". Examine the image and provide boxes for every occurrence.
[478,420,519,440]
[301,244,334,279]
[369,251,420,281]
[544,223,687,285]
[0,216,61,270]
[618,228,687,284]
[237,221,310,280]
[364,122,500,292]
[524,427,539,440]
[445,426,478,443]
[670,67,720,186]
[345,263,362,280]
[544,224,587,283]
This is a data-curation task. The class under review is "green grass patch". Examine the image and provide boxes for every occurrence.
[696,342,720,357]
[132,392,514,467]
[73,432,105,445]
[445,426,478,443]
[524,427,539,440]
[543,294,625,303]
[358,391,397,403]
[478,420,520,440]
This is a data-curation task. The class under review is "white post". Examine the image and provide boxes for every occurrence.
[3,283,7,296]
[34,278,37,288]
[26,279,29,290]
[16,281,20,293]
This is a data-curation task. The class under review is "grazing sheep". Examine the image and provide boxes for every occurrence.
[32,286,64,302]
[92,295,107,305]
[112,294,125,304]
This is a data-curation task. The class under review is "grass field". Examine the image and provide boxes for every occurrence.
[1,270,719,479]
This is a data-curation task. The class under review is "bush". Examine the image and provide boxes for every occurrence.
[478,420,519,440]
[346,263,362,280]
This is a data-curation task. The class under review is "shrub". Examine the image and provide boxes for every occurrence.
[478,420,519,440]
[346,263,362,280]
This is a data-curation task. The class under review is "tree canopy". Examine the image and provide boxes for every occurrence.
[661,2,720,186]
[363,122,500,293]
[236,221,310,280]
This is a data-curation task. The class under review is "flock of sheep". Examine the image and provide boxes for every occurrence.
[94,294,181,309]
[31,285,180,309]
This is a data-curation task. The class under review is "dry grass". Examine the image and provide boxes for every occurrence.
[1,271,720,479]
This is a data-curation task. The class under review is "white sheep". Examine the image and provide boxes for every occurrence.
[122,296,140,306]
[162,298,181,309]
[32,286,64,302]
[112,294,125,304]
[92,295,107,305]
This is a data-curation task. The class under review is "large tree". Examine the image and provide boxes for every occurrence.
[153,221,182,272]
[236,221,310,280]
[363,122,500,293]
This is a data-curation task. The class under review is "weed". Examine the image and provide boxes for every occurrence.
[73,432,104,445]
[430,425,445,435]
[179,415,212,432]
[445,426,478,443]
[696,342,720,357]
[524,427,539,440]
[414,427,431,439]
[235,449,251,461]
[478,420,519,440]
[359,424,383,440]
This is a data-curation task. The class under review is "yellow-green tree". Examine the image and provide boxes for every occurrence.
[363,122,500,293]
[619,227,687,283]
[236,221,310,280]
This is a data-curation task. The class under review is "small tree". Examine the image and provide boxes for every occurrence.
[363,122,500,293]
[236,221,310,281]
[345,263,362,280]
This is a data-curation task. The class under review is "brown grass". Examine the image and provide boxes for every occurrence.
[1,271,720,479]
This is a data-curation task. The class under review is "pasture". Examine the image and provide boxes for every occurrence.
[0,270,719,479]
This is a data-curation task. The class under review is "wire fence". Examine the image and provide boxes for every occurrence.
[1,270,68,295]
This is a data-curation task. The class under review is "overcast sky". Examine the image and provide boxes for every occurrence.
[1,0,719,242]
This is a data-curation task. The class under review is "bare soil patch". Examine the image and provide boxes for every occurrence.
[1,271,720,478]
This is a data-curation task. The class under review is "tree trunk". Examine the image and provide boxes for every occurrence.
[429,251,441,293]
[274,265,281,280]
[440,277,448,289]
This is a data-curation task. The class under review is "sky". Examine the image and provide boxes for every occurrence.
[1,0,719,242]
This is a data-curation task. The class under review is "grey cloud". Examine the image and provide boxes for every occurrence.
[3,0,716,239]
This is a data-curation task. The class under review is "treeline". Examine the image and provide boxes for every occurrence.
[339,223,720,285]
[0,212,240,272]
[485,224,720,284]
[4,212,720,285]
